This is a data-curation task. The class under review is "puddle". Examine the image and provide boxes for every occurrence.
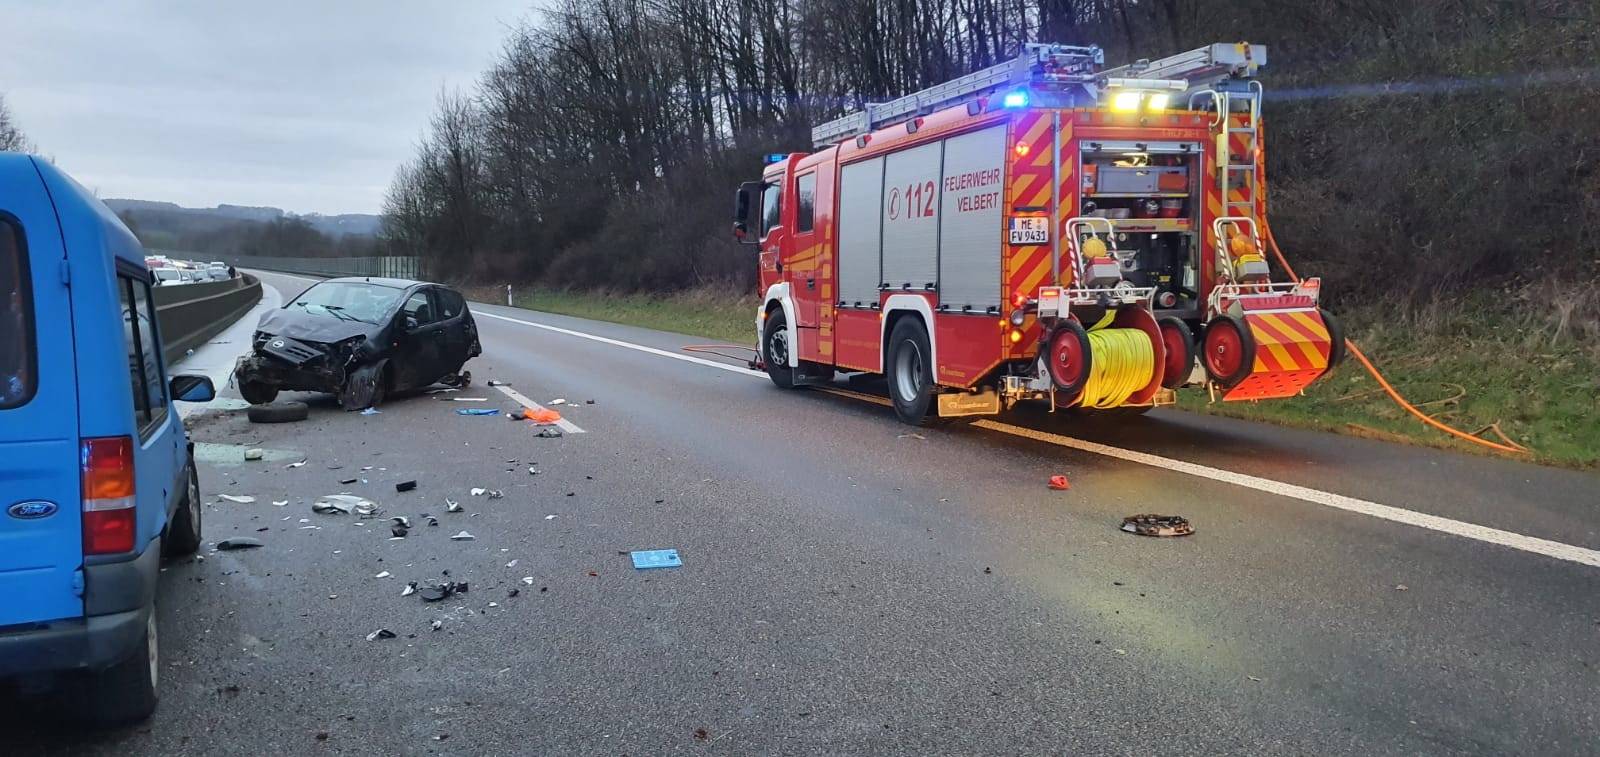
[194,442,303,466]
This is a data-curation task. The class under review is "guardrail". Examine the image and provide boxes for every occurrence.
[153,273,263,364]
[215,255,421,280]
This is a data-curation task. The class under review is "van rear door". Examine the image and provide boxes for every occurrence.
[0,154,83,626]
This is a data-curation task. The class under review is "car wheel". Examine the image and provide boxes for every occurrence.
[79,606,159,727]
[163,459,202,558]
[247,400,309,424]
[762,311,795,390]
[239,380,278,405]
[886,317,937,426]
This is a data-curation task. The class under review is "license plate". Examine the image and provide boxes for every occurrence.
[1009,217,1049,245]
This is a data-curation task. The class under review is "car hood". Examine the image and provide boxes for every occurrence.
[256,308,380,344]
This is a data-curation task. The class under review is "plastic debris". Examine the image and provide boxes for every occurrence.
[487,380,509,386]
[375,571,391,579]
[216,537,264,551]
[395,480,418,492]
[505,559,518,568]
[450,530,476,541]
[272,500,289,507]
[430,620,443,631]
[418,581,469,602]
[441,397,488,402]
[217,494,255,504]
[488,602,500,608]
[313,494,375,515]
[391,524,408,538]
[1120,514,1193,537]
[631,549,682,569]
[401,583,416,597]
[445,499,463,513]
[391,516,411,529]
[897,433,926,440]
[536,428,563,439]
[285,460,307,469]
[528,467,539,475]
[470,488,487,497]
[425,514,440,526]
[521,576,535,585]
[244,448,264,461]
[338,477,359,485]
[365,628,396,641]
[456,408,499,416]
[549,398,567,406]
[487,490,504,499]
[544,514,556,520]
[1048,475,1071,491]
[360,408,381,415]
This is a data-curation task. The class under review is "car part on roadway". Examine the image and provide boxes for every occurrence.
[1120,514,1194,537]
[247,400,309,424]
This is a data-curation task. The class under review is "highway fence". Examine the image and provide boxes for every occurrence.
[212,255,422,280]
[153,273,263,364]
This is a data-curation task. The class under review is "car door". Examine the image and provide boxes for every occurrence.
[434,288,471,369]
[393,288,448,389]
[0,155,84,627]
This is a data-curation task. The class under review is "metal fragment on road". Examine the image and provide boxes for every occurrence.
[365,628,396,641]
[338,478,358,485]
[216,537,264,551]
[521,576,534,585]
[401,583,416,597]
[544,515,556,520]
[391,516,411,528]
[630,549,682,569]
[217,494,255,504]
[487,490,503,499]
[375,571,391,579]
[285,460,307,469]
[505,559,518,568]
[450,531,476,541]
[445,499,463,513]
[391,524,408,538]
[272,500,288,507]
[313,494,377,516]
[1120,514,1193,537]
[425,515,440,526]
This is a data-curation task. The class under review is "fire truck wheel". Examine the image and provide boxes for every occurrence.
[1202,315,1255,389]
[886,317,936,425]
[1319,309,1347,369]
[1157,317,1196,389]
[762,310,796,389]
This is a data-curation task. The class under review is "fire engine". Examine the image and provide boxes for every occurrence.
[732,42,1344,425]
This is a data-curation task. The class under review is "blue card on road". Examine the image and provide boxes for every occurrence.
[631,549,682,569]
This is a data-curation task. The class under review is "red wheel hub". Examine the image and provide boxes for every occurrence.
[1205,321,1245,379]
[1048,327,1085,387]
[1161,325,1187,380]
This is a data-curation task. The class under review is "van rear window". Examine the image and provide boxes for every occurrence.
[0,218,35,409]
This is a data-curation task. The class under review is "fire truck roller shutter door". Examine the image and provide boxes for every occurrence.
[936,125,1007,313]
[838,157,885,307]
[880,141,943,292]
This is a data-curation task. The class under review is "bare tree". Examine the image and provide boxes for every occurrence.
[0,94,34,153]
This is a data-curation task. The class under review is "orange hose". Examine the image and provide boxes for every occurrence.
[1260,221,1529,455]
[682,344,758,363]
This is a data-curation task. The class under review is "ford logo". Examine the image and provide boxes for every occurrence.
[7,501,58,520]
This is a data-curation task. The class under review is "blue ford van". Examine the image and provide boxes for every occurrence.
[0,154,215,725]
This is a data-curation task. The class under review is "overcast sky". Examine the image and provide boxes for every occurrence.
[2,1,529,215]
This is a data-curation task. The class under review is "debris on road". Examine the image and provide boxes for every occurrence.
[1120,514,1193,537]
[487,490,503,499]
[272,500,288,507]
[505,559,518,568]
[1048,475,1071,491]
[450,530,476,541]
[244,448,264,461]
[487,379,509,386]
[338,477,359,485]
[445,499,463,513]
[402,583,417,597]
[440,397,488,402]
[360,407,381,416]
[521,577,535,585]
[391,516,411,529]
[470,488,487,497]
[375,571,391,579]
[424,514,440,526]
[631,549,682,569]
[216,537,264,551]
[391,524,408,538]
[217,494,256,504]
[456,408,499,416]
[549,398,567,405]
[528,467,539,475]
[897,433,926,440]
[509,407,562,424]
[430,619,443,631]
[544,514,556,520]
[395,480,418,492]
[365,628,396,641]
[313,494,374,515]
[419,581,469,602]
[536,428,563,438]
[285,460,307,469]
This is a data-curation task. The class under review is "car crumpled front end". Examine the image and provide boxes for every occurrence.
[234,330,385,408]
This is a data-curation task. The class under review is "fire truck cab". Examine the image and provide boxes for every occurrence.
[734,42,1344,425]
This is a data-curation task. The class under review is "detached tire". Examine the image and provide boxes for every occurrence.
[886,317,937,426]
[247,400,309,424]
[762,310,795,390]
[162,458,202,558]
[79,608,159,727]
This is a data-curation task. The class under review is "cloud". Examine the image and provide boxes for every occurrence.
[0,0,529,214]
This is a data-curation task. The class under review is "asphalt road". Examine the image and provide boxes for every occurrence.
[8,269,1599,755]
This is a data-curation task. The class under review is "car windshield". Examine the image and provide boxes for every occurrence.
[288,281,402,324]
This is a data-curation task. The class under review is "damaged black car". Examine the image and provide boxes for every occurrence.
[234,277,481,409]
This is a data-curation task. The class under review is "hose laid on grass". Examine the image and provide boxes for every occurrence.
[1260,219,1529,455]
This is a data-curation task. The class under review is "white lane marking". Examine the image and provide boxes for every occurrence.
[475,305,1600,570]
[474,310,763,377]
[490,384,585,434]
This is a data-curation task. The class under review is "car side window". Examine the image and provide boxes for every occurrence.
[131,279,169,429]
[795,173,815,233]
[0,218,34,409]
[403,290,436,327]
[437,289,464,320]
[118,277,153,430]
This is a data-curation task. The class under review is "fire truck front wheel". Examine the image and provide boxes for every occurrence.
[762,310,796,389]
[886,317,937,425]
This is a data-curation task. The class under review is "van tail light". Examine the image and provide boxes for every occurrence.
[82,436,136,555]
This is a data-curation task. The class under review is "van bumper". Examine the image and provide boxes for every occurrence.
[0,541,160,678]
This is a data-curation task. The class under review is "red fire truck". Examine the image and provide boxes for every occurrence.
[733,42,1344,425]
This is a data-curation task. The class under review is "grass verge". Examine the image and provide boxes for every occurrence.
[481,286,1598,469]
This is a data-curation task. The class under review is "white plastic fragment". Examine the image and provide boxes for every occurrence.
[505,559,518,568]
[521,577,535,585]
[450,531,476,541]
[218,494,255,504]
[470,488,486,497]
[272,500,288,507]
[285,460,307,469]
[374,571,391,579]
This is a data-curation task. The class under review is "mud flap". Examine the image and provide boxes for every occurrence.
[340,360,386,411]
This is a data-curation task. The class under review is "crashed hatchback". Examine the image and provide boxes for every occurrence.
[234,277,481,409]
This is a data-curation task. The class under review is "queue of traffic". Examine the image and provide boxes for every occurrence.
[143,254,236,285]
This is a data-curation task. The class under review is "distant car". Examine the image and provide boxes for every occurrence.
[204,265,230,281]
[233,277,481,409]
[1,153,216,726]
[152,268,186,286]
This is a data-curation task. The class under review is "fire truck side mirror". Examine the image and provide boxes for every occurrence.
[733,181,763,245]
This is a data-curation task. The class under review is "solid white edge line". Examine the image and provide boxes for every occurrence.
[475,306,1600,570]
[490,384,585,434]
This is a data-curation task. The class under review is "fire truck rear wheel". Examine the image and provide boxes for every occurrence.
[1319,309,1347,370]
[762,310,795,389]
[886,317,936,425]
[1157,317,1196,389]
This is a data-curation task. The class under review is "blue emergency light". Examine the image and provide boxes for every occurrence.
[1001,89,1029,108]
[764,152,788,164]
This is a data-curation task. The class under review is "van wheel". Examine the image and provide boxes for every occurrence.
[239,380,278,405]
[81,608,159,727]
[163,460,202,558]
[762,311,795,389]
[886,318,937,425]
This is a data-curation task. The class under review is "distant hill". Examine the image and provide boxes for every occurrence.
[104,199,380,238]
